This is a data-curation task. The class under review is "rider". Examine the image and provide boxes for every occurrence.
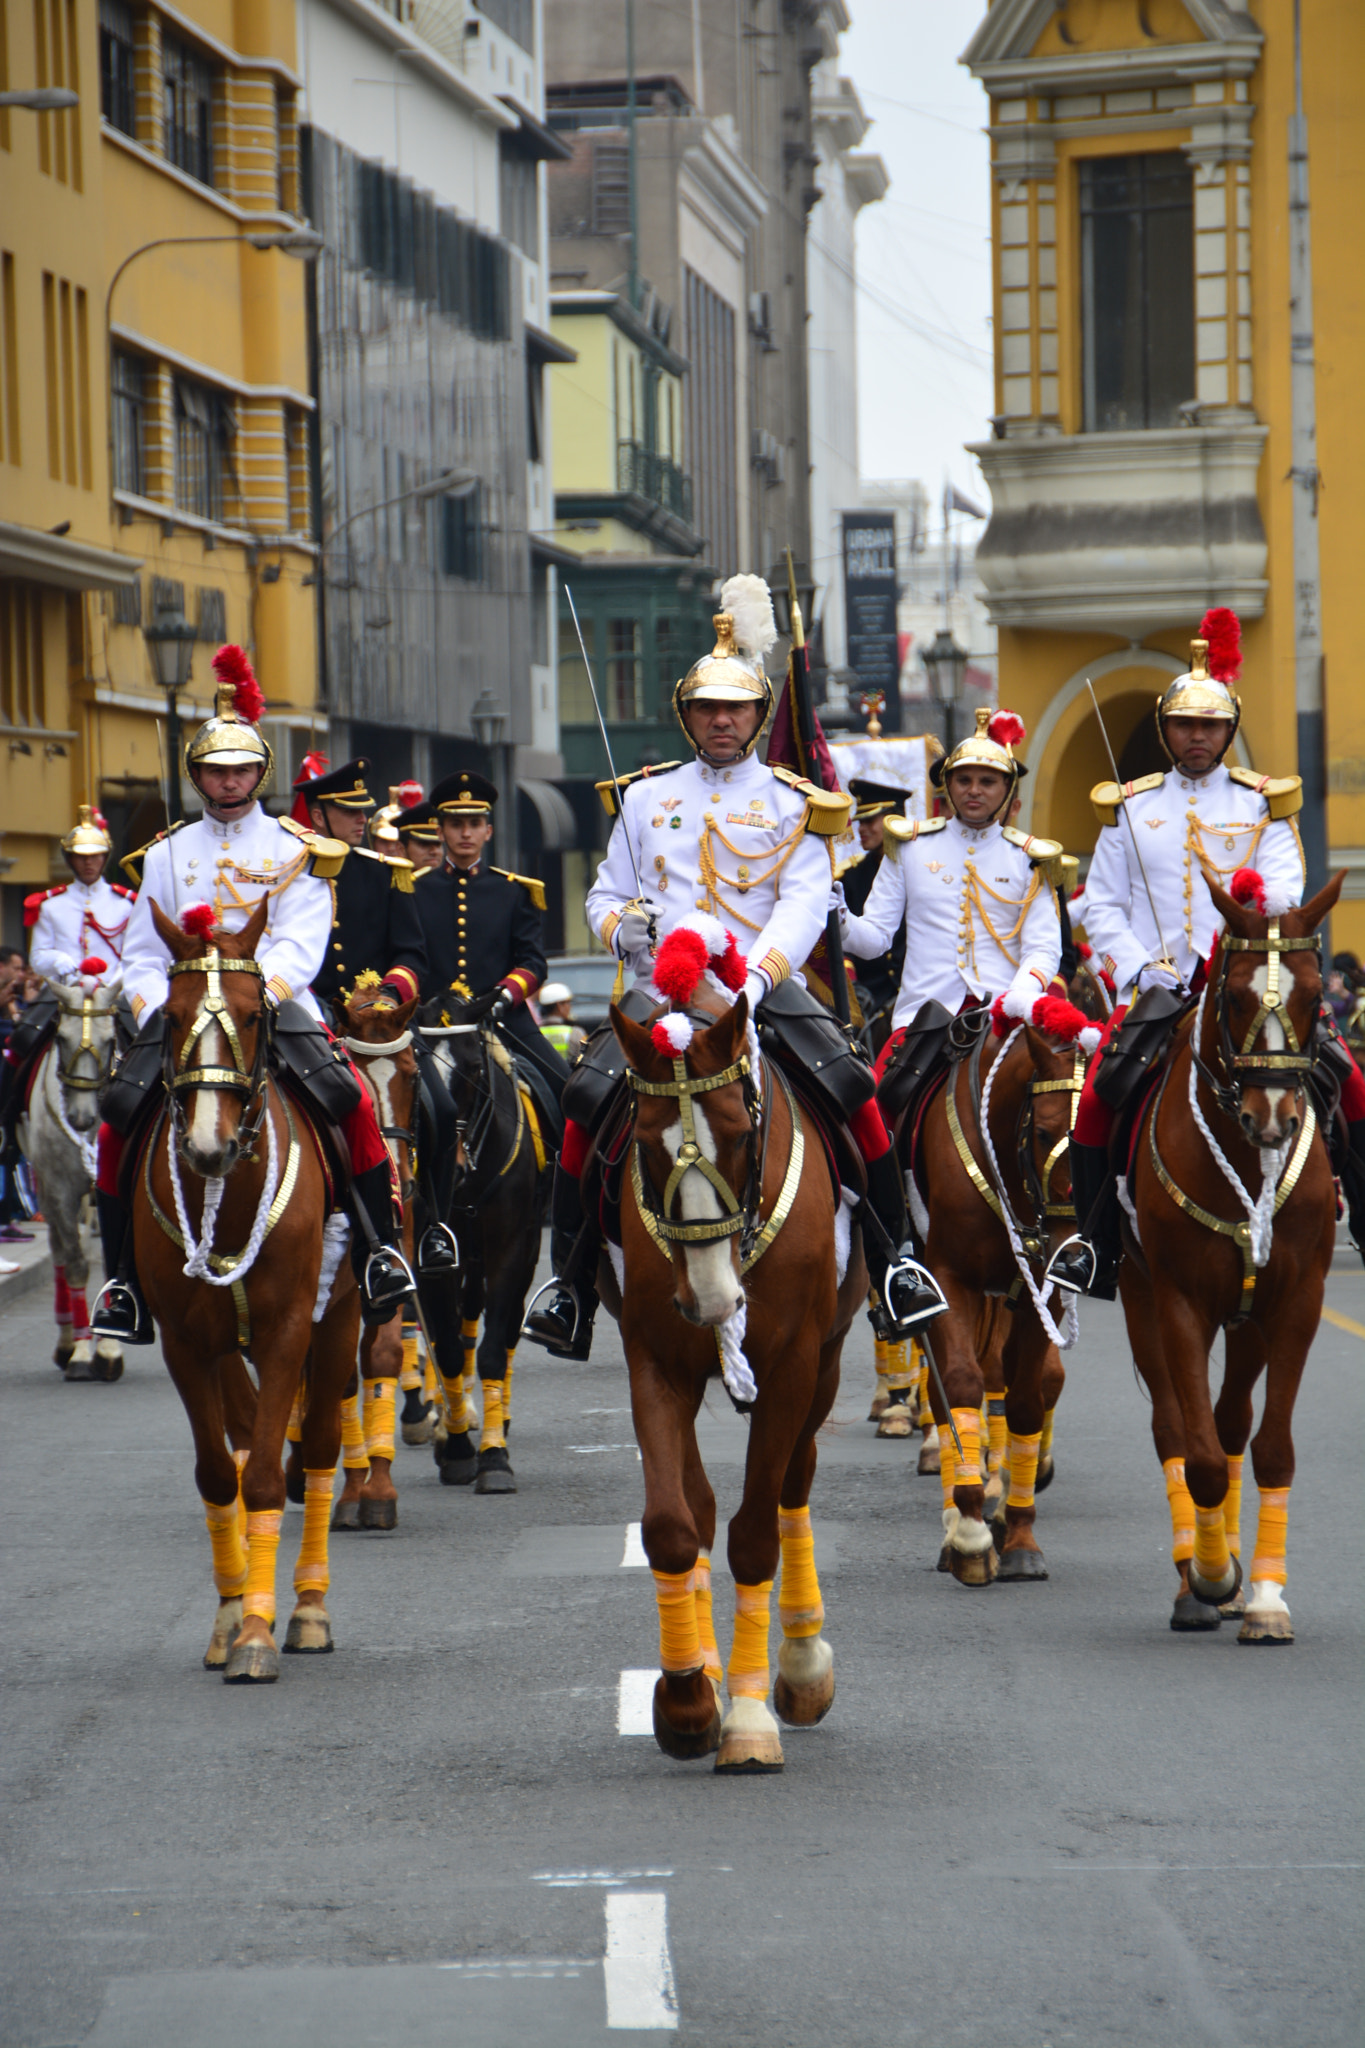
[841,778,909,1033]
[390,792,445,872]
[1044,611,1314,1299]
[523,573,930,1362]
[90,648,417,1342]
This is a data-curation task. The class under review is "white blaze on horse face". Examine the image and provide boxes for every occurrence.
[1247,964,1291,1139]
[188,1015,232,1159]
[660,1110,744,1326]
[364,1056,401,1167]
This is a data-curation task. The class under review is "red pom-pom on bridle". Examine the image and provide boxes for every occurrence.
[179,903,218,940]
[79,955,108,977]
[211,643,266,724]
[1230,867,1267,915]
[652,928,710,1007]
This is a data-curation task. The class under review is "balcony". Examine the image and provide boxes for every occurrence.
[616,442,694,528]
[967,421,1269,638]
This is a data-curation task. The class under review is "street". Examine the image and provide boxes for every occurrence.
[2,1238,1361,2048]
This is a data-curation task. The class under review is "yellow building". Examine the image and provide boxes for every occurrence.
[0,0,317,944]
[962,1,1365,945]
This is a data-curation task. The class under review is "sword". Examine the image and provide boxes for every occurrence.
[564,584,653,945]
[1085,679,1180,986]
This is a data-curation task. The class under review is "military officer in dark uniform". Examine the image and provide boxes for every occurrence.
[842,778,907,1044]
[412,770,569,1125]
[390,793,445,871]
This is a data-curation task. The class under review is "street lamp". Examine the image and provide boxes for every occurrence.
[921,627,968,755]
[470,689,513,863]
[470,690,509,752]
[144,610,197,824]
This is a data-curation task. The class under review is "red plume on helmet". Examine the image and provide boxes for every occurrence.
[397,778,424,808]
[988,709,1026,749]
[290,749,331,826]
[211,644,266,724]
[1198,607,1242,683]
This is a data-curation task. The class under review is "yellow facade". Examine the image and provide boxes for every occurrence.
[0,0,315,941]
[548,292,687,550]
[964,0,1365,946]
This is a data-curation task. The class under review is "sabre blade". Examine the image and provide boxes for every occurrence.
[1085,679,1178,981]
[564,583,649,913]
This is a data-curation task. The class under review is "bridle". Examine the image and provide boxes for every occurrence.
[163,949,270,1153]
[419,1018,527,1210]
[343,1022,418,1174]
[1194,918,1322,1117]
[945,1022,1082,1264]
[56,995,116,1096]
[1018,1053,1086,1235]
[629,1051,759,1251]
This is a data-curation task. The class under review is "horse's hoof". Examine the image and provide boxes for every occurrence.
[437,1430,480,1486]
[53,1342,74,1369]
[918,1441,941,1476]
[1035,1454,1055,1493]
[715,1698,784,1774]
[283,1604,334,1654]
[91,1341,124,1381]
[652,1675,722,1760]
[774,1637,835,1727]
[936,1543,952,1573]
[358,1496,398,1530]
[949,1535,998,1586]
[1189,1554,1242,1608]
[990,1510,1008,1554]
[222,1630,280,1684]
[63,1345,96,1382]
[1238,1612,1294,1645]
[203,1597,243,1670]
[401,1412,436,1446]
[876,1406,913,1439]
[474,1446,517,1494]
[997,1543,1049,1582]
[330,1497,362,1531]
[1170,1592,1221,1631]
[1218,1585,1246,1620]
[868,1389,890,1421]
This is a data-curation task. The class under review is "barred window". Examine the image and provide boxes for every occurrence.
[440,486,483,582]
[163,34,216,188]
[196,587,226,642]
[111,350,143,496]
[174,378,229,523]
[607,618,643,722]
[558,612,595,724]
[1080,153,1193,432]
[99,1,137,138]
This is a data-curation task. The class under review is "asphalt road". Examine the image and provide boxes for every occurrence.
[2,1236,1362,2048]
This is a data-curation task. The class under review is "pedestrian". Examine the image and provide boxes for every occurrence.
[535,981,586,1064]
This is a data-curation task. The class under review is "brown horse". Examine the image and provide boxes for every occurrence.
[889,1016,1086,1585]
[1118,871,1343,1640]
[137,899,357,1682]
[607,982,865,1774]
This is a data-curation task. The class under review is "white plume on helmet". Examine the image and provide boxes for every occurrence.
[719,574,778,670]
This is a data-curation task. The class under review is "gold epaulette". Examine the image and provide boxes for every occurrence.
[492,865,547,913]
[279,814,349,879]
[770,765,853,837]
[594,760,685,817]
[1090,772,1164,827]
[119,817,186,886]
[1229,766,1304,820]
[1003,824,1066,882]
[354,845,417,893]
[881,815,945,861]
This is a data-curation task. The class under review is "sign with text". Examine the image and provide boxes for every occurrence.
[842,511,901,730]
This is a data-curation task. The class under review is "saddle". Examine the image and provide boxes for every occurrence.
[1091,984,1195,1111]
[882,1003,992,1176]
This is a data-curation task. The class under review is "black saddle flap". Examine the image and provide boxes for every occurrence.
[99,1013,165,1134]
[876,999,953,1123]
[1091,983,1192,1111]
[270,1000,364,1122]
[757,977,876,1120]
[563,986,658,1134]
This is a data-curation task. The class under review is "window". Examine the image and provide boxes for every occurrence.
[475,0,534,55]
[163,34,216,188]
[111,349,143,495]
[592,138,630,235]
[1080,153,1193,432]
[500,148,538,259]
[41,272,91,488]
[530,564,549,665]
[0,581,46,730]
[558,611,595,723]
[174,378,229,522]
[526,356,543,464]
[196,587,227,643]
[111,577,142,627]
[99,1,136,138]
[607,618,643,722]
[684,267,737,565]
[441,487,483,582]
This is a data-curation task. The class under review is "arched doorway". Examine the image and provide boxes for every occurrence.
[1018,650,1191,854]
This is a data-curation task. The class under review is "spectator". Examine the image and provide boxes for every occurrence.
[1327,950,1361,1024]
[0,947,35,1247]
[536,982,586,1065]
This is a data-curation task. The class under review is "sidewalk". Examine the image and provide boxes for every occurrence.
[0,1224,54,1305]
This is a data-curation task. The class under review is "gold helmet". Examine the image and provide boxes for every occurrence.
[371,779,426,849]
[185,644,272,790]
[930,706,1028,822]
[673,573,776,761]
[1156,608,1242,762]
[61,804,112,859]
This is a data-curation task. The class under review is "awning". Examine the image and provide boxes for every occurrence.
[0,521,142,592]
[498,96,573,162]
[519,778,577,850]
[526,322,578,366]
[529,532,582,570]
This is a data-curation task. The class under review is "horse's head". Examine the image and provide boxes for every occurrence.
[50,974,122,1133]
[339,981,419,1184]
[416,987,503,1117]
[990,991,1099,1255]
[151,896,270,1179]
[1203,868,1345,1149]
[613,986,754,1328]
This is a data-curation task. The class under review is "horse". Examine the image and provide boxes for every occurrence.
[606,967,866,1775]
[888,1006,1090,1586]
[418,995,550,1495]
[1118,870,1343,1642]
[134,898,358,1682]
[18,976,126,1381]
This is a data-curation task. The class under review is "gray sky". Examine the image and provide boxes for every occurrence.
[841,0,994,513]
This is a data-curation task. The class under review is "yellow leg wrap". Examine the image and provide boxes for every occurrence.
[1223,1453,1244,1559]
[694,1552,721,1682]
[884,1339,912,1399]
[242,1509,284,1625]
[654,1566,703,1674]
[777,1504,823,1638]
[503,1351,515,1427]
[285,1388,302,1447]
[340,1391,368,1471]
[873,1335,891,1384]
[233,1448,248,1551]
[440,1370,470,1434]
[1193,1503,1231,1584]
[203,1498,247,1598]
[363,1378,397,1461]
[915,1347,931,1427]
[461,1317,479,1385]
[479,1378,505,1452]
[399,1322,421,1392]
[1005,1430,1043,1511]
[294,1470,334,1596]
[1250,1484,1290,1585]
[728,1579,773,1700]
[1163,1455,1195,1564]
[950,1408,983,1487]
[938,1422,960,1511]
[1040,1404,1057,1460]
[986,1398,1008,1477]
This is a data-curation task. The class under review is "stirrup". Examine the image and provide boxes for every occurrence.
[90,1275,155,1346]
[361,1246,417,1325]
[416,1222,459,1275]
[522,1275,592,1359]
[874,1253,948,1340]
[1043,1234,1097,1297]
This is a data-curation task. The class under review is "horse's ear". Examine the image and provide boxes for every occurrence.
[149,897,198,960]
[236,895,270,959]
[1198,862,1252,935]
[692,991,749,1075]
[388,995,419,1031]
[1292,868,1347,936]
[611,1001,663,1075]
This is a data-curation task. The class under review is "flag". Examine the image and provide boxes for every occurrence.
[944,482,987,520]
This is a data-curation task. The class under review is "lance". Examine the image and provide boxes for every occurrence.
[785,549,852,1027]
[564,582,655,954]
[1085,679,1180,987]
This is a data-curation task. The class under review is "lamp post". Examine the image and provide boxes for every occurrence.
[471,688,514,866]
[921,627,968,757]
[144,610,197,824]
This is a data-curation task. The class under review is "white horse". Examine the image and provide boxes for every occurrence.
[18,977,126,1381]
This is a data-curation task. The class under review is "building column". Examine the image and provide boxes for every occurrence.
[991,115,1057,435]
[1185,84,1255,422]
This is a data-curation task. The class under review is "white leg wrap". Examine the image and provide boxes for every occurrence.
[950,1512,995,1556]
[777,1634,833,1688]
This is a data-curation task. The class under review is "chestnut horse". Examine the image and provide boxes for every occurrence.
[1118,872,1343,1641]
[136,900,358,1682]
[887,1015,1084,1585]
[607,983,866,1774]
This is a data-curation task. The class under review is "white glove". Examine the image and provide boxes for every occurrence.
[614,900,660,956]
[742,970,769,1016]
[1137,959,1182,994]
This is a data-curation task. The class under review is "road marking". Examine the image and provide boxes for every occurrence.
[621,1522,647,1567]
[434,1957,593,1977]
[617,1669,660,1735]
[604,1892,678,2031]
[1321,1305,1365,1340]
[532,1869,673,1888]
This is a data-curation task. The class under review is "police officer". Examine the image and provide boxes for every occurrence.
[536,982,586,1065]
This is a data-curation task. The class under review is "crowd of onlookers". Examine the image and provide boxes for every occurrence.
[1327,951,1365,1031]
[0,945,42,1262]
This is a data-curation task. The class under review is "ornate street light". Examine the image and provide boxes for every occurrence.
[144,610,197,823]
[921,626,969,754]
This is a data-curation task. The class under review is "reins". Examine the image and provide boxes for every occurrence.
[419,1019,528,1212]
[164,948,271,1154]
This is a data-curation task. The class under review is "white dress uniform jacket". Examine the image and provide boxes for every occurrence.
[586,752,835,993]
[121,803,333,1024]
[29,878,134,979]
[841,814,1062,1029]
[1083,763,1305,996]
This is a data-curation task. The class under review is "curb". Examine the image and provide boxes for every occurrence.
[0,1251,53,1306]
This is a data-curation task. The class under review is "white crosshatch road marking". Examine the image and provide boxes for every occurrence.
[616,1669,661,1735]
[604,1893,679,2031]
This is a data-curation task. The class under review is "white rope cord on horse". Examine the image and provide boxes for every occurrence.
[1187,982,1288,1268]
[45,1054,99,1182]
[978,1024,1080,1352]
[168,1092,281,1287]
